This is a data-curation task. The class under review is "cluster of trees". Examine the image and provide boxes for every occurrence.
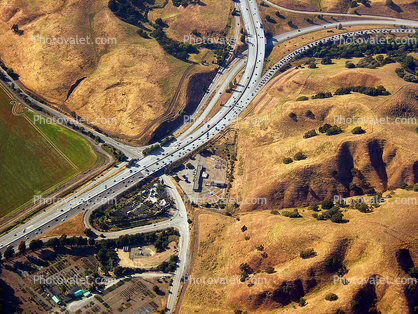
[160,135,174,146]
[102,143,127,161]
[395,55,418,82]
[1,235,95,260]
[296,35,418,61]
[150,28,198,61]
[108,0,147,28]
[142,143,160,156]
[283,152,307,164]
[281,209,302,218]
[398,181,418,191]
[143,135,175,155]
[113,266,144,277]
[318,123,343,136]
[311,92,332,99]
[312,204,345,223]
[11,24,23,35]
[172,0,196,7]
[155,254,178,272]
[334,85,389,96]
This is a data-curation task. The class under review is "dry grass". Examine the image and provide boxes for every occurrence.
[229,58,418,210]
[181,189,418,313]
[0,0,218,140]
[148,0,234,41]
[39,212,86,238]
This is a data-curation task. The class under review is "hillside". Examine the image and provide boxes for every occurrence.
[181,188,418,313]
[229,58,418,210]
[0,0,230,143]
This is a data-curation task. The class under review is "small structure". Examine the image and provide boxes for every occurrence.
[210,181,227,188]
[193,165,203,192]
[123,246,130,252]
[74,289,85,297]
[52,295,62,305]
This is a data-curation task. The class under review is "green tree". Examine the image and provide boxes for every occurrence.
[321,200,334,209]
[325,293,338,301]
[283,157,293,164]
[18,241,26,254]
[294,152,307,161]
[3,246,14,259]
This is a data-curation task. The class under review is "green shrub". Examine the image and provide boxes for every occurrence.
[308,62,317,69]
[325,293,338,301]
[319,123,332,133]
[321,200,334,209]
[294,152,307,161]
[398,182,408,189]
[298,297,307,306]
[296,96,309,101]
[312,92,332,99]
[303,129,318,139]
[351,126,365,134]
[300,248,316,259]
[326,125,343,136]
[281,209,302,218]
[265,267,275,273]
[309,204,320,211]
[305,110,315,119]
[283,157,293,164]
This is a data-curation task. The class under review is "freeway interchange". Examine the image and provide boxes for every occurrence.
[2,0,418,312]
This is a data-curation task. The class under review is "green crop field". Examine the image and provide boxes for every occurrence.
[0,83,98,218]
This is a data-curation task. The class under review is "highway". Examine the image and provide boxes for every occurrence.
[0,67,142,159]
[264,0,401,20]
[2,3,418,313]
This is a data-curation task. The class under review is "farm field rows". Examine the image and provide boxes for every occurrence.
[0,83,97,218]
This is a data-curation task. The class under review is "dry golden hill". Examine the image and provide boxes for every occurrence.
[181,189,418,313]
[230,59,418,210]
[0,0,227,141]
